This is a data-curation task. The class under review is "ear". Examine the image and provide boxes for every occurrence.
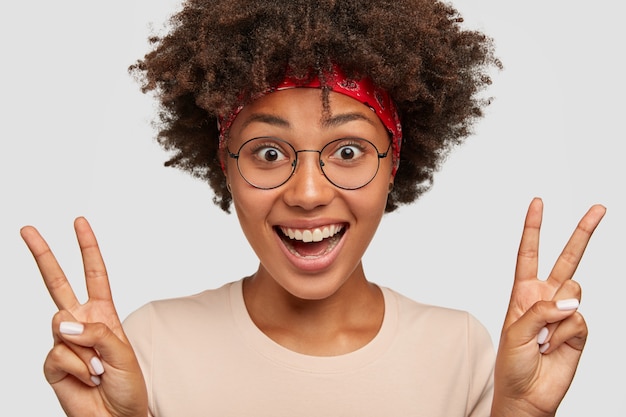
[222,168,232,194]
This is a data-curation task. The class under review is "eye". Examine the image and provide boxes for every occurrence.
[337,146,359,160]
[256,146,284,162]
[246,138,292,165]
[327,139,369,162]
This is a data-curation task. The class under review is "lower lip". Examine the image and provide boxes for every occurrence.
[274,229,346,273]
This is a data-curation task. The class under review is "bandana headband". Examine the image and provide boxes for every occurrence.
[218,65,402,175]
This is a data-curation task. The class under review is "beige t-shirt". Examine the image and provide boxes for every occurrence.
[123,280,495,417]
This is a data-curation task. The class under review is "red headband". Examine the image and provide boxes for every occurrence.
[218,65,402,175]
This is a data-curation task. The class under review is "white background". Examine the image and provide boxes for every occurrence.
[1,1,624,415]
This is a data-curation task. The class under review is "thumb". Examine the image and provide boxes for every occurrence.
[503,298,581,349]
[59,319,138,373]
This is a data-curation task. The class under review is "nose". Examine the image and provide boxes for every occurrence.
[282,150,335,210]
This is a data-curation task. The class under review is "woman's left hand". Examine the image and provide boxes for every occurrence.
[491,198,606,417]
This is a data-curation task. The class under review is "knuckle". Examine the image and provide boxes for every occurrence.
[517,247,538,260]
[560,279,582,297]
[576,218,596,235]
[44,344,75,374]
[529,300,546,317]
[51,310,72,329]
[569,311,587,328]
[559,248,579,267]
[89,321,110,339]
[46,345,65,364]
[84,267,108,281]
[51,312,63,327]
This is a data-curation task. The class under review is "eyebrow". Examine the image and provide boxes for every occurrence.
[321,112,377,128]
[240,111,377,131]
[240,113,290,130]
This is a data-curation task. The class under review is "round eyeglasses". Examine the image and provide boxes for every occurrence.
[227,136,391,190]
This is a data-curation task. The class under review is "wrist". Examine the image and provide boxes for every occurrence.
[491,396,555,417]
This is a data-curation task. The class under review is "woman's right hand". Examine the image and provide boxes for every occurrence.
[21,217,148,417]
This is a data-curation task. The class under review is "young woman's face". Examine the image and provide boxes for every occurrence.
[226,88,394,300]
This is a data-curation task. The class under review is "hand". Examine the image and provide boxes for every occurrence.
[21,217,148,417]
[491,198,606,417]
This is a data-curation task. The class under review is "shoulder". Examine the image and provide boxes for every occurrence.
[380,287,495,412]
[386,287,478,322]
[384,287,493,350]
[122,280,236,337]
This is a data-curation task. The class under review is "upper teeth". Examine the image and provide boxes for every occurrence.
[280,225,344,243]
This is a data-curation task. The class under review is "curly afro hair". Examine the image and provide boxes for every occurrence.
[129,0,501,213]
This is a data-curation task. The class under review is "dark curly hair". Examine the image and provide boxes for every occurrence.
[129,0,501,213]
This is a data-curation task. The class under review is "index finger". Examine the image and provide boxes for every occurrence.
[547,204,607,285]
[20,225,80,310]
[73,217,114,303]
[514,197,544,282]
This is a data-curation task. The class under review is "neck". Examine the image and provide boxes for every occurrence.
[242,264,384,356]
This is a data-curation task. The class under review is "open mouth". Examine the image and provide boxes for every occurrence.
[276,224,346,258]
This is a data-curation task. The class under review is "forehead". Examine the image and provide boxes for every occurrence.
[230,88,385,133]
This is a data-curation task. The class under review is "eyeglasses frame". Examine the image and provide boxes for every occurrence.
[227,135,392,190]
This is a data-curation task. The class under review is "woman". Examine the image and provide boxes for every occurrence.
[20,1,605,416]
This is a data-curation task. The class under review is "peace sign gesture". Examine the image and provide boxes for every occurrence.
[21,217,147,417]
[491,198,606,417]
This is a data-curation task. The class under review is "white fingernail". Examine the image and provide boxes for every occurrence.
[90,375,101,386]
[537,327,549,345]
[60,321,84,335]
[556,298,580,311]
[539,342,550,354]
[91,357,105,375]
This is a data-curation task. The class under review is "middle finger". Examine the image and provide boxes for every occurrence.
[547,204,606,285]
[21,225,80,310]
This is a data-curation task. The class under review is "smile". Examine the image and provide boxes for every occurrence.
[275,224,347,260]
[278,224,345,242]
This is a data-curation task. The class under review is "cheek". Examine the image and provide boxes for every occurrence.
[231,192,269,250]
[346,184,389,223]
[230,183,277,225]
